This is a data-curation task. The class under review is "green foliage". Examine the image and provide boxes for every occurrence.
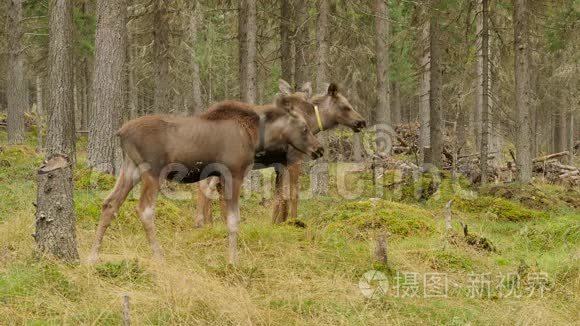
[454,196,549,221]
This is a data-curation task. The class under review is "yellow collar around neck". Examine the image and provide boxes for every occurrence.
[314,105,324,131]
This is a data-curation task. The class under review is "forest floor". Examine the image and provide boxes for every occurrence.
[0,129,579,325]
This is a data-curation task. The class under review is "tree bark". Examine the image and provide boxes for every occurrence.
[36,75,44,151]
[391,82,401,125]
[189,1,203,114]
[153,0,170,112]
[514,0,533,182]
[418,15,430,161]
[280,0,294,86]
[45,0,76,159]
[429,2,443,169]
[375,0,390,154]
[6,0,27,144]
[35,154,79,261]
[294,0,310,87]
[479,0,490,184]
[312,0,330,195]
[239,0,257,103]
[88,0,127,174]
[36,0,78,260]
[315,0,329,94]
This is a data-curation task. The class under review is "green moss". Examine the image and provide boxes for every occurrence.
[415,250,475,271]
[321,199,435,238]
[454,196,549,221]
[481,183,580,211]
[74,164,116,190]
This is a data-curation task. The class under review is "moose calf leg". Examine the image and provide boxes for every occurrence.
[137,172,163,260]
[88,162,137,264]
[272,166,290,224]
[288,163,301,220]
[225,178,242,265]
[194,178,213,228]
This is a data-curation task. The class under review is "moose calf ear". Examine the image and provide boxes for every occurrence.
[327,83,339,97]
[279,79,293,95]
[276,95,293,113]
[300,82,312,99]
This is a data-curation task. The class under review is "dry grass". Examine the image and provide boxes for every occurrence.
[0,137,579,325]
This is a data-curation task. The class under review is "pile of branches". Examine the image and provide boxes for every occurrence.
[0,112,38,129]
[533,151,579,186]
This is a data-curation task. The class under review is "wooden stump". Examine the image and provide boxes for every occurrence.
[375,233,388,265]
[34,154,79,261]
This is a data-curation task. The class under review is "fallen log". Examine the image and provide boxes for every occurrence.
[533,151,569,163]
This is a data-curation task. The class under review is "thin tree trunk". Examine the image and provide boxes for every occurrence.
[315,0,328,94]
[45,0,76,159]
[239,0,257,103]
[280,0,294,85]
[88,0,127,174]
[514,0,533,182]
[6,0,27,144]
[189,1,203,114]
[419,16,430,161]
[36,75,44,151]
[479,0,490,184]
[81,58,90,130]
[375,0,390,154]
[391,82,401,125]
[557,104,568,153]
[313,0,330,195]
[36,0,79,262]
[294,0,310,87]
[429,2,443,168]
[127,33,138,119]
[153,0,170,112]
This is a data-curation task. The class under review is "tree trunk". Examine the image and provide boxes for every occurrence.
[127,32,138,119]
[429,3,443,169]
[45,0,76,159]
[189,1,203,113]
[479,0,490,184]
[418,16,430,161]
[36,0,78,261]
[238,0,257,103]
[312,0,330,195]
[36,76,44,152]
[35,154,79,261]
[80,58,90,130]
[153,0,170,112]
[6,0,27,144]
[294,0,310,87]
[556,104,568,153]
[88,0,127,174]
[391,82,401,125]
[374,0,390,154]
[315,0,329,94]
[473,0,483,153]
[514,0,533,182]
[280,0,294,86]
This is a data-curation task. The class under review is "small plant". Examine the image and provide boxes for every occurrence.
[95,260,150,284]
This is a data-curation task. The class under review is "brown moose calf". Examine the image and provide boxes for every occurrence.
[88,94,323,265]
